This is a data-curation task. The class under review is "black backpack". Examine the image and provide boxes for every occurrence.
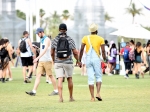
[19,38,27,53]
[57,37,71,58]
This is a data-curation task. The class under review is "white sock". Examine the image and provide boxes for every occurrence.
[54,90,58,93]
[32,90,36,93]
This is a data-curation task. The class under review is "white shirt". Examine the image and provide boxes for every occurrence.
[20,37,32,57]
[39,36,52,62]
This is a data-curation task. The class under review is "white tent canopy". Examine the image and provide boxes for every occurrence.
[110,24,150,39]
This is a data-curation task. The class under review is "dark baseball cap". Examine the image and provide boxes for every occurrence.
[35,28,44,34]
[59,23,67,31]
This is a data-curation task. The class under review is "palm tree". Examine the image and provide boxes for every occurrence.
[33,15,36,25]
[39,9,45,18]
[44,17,50,29]
[104,12,114,23]
[39,9,46,27]
[129,0,133,6]
[125,3,143,23]
[62,10,70,21]
[141,25,150,31]
[16,10,26,20]
[47,11,62,38]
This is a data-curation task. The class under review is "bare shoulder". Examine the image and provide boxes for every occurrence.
[26,37,30,42]
[45,37,50,45]
[46,37,50,41]
[45,37,50,43]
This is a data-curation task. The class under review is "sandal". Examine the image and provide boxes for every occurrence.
[96,97,102,101]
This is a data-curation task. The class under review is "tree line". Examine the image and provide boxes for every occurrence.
[16,2,150,40]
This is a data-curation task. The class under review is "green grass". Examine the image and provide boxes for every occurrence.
[0,67,150,112]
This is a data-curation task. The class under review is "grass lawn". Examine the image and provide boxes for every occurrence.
[0,67,150,112]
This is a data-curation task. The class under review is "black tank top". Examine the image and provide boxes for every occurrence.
[134,49,142,56]
[0,47,9,58]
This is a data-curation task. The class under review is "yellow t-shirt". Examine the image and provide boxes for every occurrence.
[82,35,105,57]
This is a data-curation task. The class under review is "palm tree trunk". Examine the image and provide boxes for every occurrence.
[132,16,134,24]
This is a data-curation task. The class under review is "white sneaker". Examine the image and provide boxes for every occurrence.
[48,81,52,84]
[46,80,52,84]
[46,80,49,83]
[108,73,113,76]
[124,75,129,79]
[9,78,13,81]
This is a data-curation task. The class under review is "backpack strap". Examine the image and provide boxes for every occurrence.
[21,37,29,50]
[87,36,92,47]
[21,37,27,41]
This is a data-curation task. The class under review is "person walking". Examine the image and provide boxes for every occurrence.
[26,28,58,96]
[81,47,87,76]
[0,39,11,83]
[4,38,14,81]
[134,42,145,79]
[107,43,117,75]
[120,42,131,79]
[18,31,34,83]
[142,41,150,75]
[129,40,135,74]
[15,47,22,67]
[51,23,80,102]
[79,23,106,102]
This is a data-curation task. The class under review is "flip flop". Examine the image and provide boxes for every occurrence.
[96,97,102,101]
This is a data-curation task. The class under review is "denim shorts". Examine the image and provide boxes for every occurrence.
[86,58,102,85]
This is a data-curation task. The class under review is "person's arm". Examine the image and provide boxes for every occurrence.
[7,44,13,60]
[79,43,85,62]
[51,48,55,62]
[72,49,79,61]
[101,44,106,60]
[32,47,36,58]
[141,48,146,64]
[27,38,35,57]
[6,44,14,65]
[73,48,81,68]
[34,38,50,63]
[51,39,55,62]
[146,47,150,55]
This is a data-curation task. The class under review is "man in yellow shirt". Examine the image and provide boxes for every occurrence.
[79,23,106,102]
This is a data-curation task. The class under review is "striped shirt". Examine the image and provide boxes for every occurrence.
[51,33,76,64]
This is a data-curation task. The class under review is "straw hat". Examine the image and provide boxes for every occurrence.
[89,23,98,32]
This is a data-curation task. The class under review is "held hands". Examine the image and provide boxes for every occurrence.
[76,61,82,68]
[33,58,38,63]
[32,55,36,60]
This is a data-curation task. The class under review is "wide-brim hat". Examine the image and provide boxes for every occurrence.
[89,23,98,32]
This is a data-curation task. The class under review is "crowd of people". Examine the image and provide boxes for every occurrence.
[0,23,150,103]
[97,39,150,79]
